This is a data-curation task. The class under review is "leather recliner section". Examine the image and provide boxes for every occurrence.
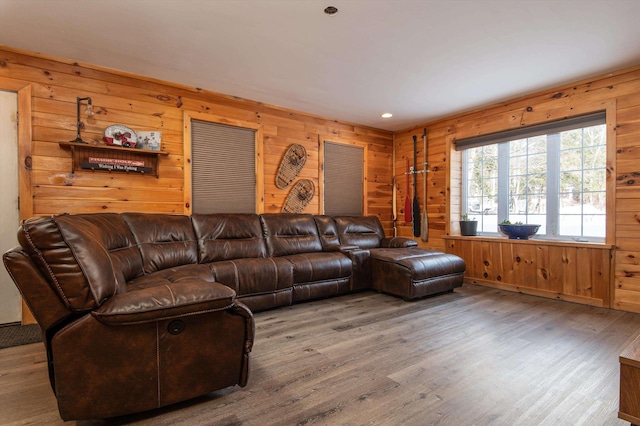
[3,211,462,421]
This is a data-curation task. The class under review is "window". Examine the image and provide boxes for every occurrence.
[191,120,256,213]
[459,113,606,241]
[324,141,364,215]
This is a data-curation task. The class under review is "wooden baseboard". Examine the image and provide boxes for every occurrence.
[465,278,605,308]
[619,410,640,424]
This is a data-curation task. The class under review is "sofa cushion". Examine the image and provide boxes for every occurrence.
[192,214,267,263]
[292,279,351,303]
[122,213,198,274]
[283,252,352,284]
[17,213,142,311]
[126,264,214,289]
[335,216,386,249]
[127,259,294,299]
[238,290,293,312]
[260,214,322,257]
[205,258,293,296]
[313,215,341,248]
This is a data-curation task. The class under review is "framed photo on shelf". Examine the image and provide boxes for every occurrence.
[136,131,162,151]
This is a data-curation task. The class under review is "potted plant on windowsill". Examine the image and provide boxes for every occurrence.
[498,220,541,240]
[459,214,478,236]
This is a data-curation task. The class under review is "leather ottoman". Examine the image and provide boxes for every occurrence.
[370,248,466,300]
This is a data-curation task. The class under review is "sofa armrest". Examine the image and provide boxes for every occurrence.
[343,248,372,291]
[380,237,418,248]
[92,280,236,325]
[324,244,361,252]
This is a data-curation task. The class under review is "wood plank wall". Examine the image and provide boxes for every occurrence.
[0,47,393,234]
[393,127,451,249]
[395,65,640,313]
[5,45,640,313]
[444,236,611,308]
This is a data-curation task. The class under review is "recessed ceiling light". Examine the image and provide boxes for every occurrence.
[324,6,338,15]
[381,113,393,118]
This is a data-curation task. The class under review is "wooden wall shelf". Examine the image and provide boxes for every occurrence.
[59,142,169,178]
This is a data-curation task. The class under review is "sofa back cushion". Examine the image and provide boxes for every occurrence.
[191,214,267,263]
[17,213,142,312]
[122,213,198,274]
[313,215,341,248]
[260,214,322,257]
[335,216,386,249]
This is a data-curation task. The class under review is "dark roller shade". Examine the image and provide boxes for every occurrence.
[455,111,606,151]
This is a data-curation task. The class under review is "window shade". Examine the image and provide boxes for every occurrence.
[455,111,606,151]
[324,142,363,216]
[191,120,256,213]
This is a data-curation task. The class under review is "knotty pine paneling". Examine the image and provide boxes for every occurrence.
[8,45,640,312]
[398,64,640,312]
[445,237,612,308]
[393,129,451,250]
[1,47,393,234]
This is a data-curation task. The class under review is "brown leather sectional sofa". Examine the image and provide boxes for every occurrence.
[3,212,465,420]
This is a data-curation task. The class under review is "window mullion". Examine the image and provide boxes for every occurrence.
[547,133,560,237]
[462,151,469,217]
[580,128,585,237]
[497,142,510,223]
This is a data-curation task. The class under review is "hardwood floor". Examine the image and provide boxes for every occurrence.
[1,284,639,425]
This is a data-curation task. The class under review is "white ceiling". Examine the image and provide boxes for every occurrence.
[2,0,640,131]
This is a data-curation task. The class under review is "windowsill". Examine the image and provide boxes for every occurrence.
[444,234,613,249]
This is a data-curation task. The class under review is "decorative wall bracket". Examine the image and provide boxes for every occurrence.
[405,163,430,175]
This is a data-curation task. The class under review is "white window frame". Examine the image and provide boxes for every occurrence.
[460,113,608,242]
